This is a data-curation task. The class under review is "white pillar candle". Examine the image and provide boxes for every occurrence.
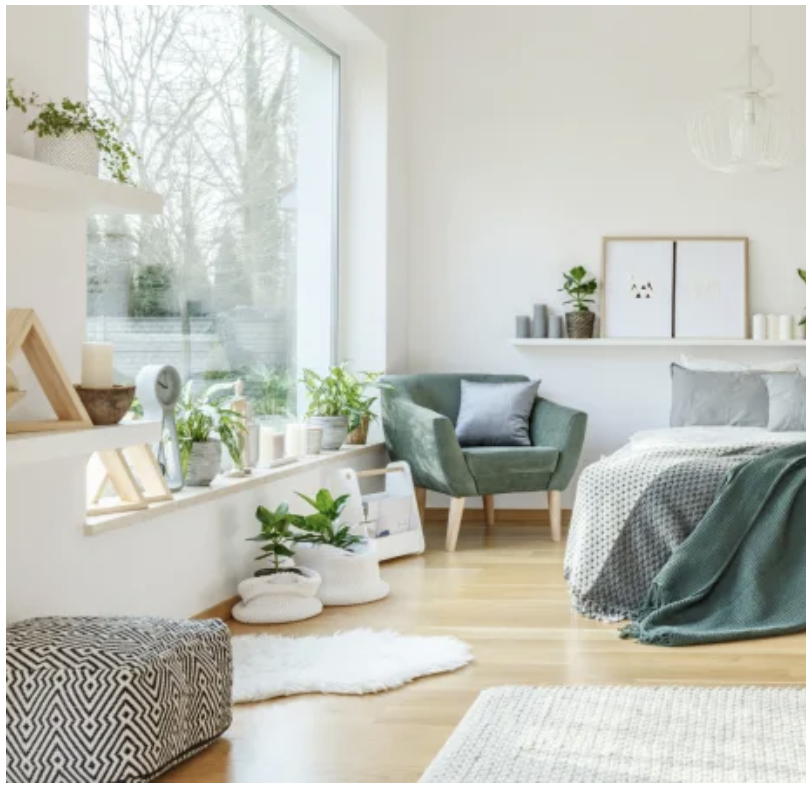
[752,314,767,341]
[766,315,779,341]
[81,342,114,388]
[778,314,794,341]
[258,427,286,468]
[285,423,305,458]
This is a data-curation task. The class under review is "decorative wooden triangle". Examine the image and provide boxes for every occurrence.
[88,444,173,517]
[6,308,92,434]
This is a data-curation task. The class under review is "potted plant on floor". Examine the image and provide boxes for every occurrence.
[232,503,323,625]
[560,265,598,339]
[291,488,390,606]
[301,364,390,449]
[175,382,246,486]
[7,83,138,184]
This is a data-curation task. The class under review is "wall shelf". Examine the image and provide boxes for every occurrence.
[511,338,806,348]
[7,420,162,469]
[6,154,163,215]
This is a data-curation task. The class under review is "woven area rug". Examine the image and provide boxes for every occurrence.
[232,629,472,704]
[420,685,806,783]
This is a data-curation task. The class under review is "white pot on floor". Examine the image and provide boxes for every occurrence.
[232,567,323,625]
[292,540,390,606]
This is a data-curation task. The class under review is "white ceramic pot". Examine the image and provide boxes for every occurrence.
[35,131,100,176]
[184,440,222,486]
[308,416,348,451]
[292,541,389,606]
[232,567,323,624]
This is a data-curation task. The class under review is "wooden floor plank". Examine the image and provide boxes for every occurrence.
[162,522,806,784]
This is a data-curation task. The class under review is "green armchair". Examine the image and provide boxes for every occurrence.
[381,374,588,551]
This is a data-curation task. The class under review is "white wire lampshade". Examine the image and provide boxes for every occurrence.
[688,18,806,173]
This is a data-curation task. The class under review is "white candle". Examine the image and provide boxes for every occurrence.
[285,423,305,458]
[258,427,286,468]
[81,342,114,388]
[778,314,794,341]
[766,315,779,341]
[752,314,767,341]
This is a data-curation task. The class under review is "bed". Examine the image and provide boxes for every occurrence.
[564,427,806,621]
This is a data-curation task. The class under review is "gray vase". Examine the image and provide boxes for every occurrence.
[184,440,222,486]
[308,416,349,451]
[565,311,596,339]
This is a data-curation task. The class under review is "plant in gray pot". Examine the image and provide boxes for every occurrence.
[560,265,598,339]
[176,381,247,486]
[301,363,389,451]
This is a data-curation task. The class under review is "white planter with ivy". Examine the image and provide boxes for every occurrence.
[35,131,100,176]
[293,539,389,607]
[232,568,323,625]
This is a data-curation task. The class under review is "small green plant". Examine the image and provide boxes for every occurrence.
[175,381,246,471]
[301,363,391,431]
[23,95,138,185]
[291,488,364,551]
[560,265,598,312]
[6,78,37,112]
[248,503,302,576]
[799,269,806,327]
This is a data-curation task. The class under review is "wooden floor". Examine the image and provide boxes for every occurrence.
[163,521,806,784]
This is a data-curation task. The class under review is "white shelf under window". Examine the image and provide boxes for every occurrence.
[6,154,163,215]
[511,338,806,348]
[6,420,162,469]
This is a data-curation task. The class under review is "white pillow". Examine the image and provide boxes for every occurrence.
[679,355,805,374]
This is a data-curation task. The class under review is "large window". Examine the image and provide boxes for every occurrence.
[87,6,339,419]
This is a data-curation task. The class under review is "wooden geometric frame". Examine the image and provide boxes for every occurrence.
[6,308,92,434]
[87,444,173,517]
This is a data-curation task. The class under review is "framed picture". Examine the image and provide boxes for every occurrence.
[601,237,748,339]
[674,239,748,339]
[601,239,675,338]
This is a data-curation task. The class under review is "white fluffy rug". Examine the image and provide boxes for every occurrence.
[232,628,473,704]
[420,685,806,783]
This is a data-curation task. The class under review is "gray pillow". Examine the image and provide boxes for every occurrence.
[763,373,806,432]
[455,379,540,447]
[670,364,769,427]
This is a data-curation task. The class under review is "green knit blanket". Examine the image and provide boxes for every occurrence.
[621,441,806,647]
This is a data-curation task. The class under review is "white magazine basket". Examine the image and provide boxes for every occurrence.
[335,460,425,562]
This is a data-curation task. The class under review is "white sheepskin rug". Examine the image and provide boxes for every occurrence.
[232,628,473,704]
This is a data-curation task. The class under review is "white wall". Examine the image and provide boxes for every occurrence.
[403,6,806,506]
[4,5,389,621]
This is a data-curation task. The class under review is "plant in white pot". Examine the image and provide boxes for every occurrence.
[19,92,137,183]
[175,382,246,486]
[291,489,390,606]
[301,363,390,450]
[232,502,323,625]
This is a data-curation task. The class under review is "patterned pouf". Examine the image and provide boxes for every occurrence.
[6,616,232,783]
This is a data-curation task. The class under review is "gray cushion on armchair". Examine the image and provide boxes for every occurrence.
[455,379,540,447]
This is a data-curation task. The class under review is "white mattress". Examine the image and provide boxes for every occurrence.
[629,426,806,451]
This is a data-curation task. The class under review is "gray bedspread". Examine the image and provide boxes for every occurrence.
[564,439,786,621]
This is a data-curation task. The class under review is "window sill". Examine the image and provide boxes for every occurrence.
[84,443,387,537]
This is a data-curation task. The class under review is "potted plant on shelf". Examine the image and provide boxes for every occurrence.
[560,265,598,339]
[7,83,138,184]
[175,381,246,486]
[232,503,323,625]
[301,363,390,450]
[290,488,390,606]
[344,371,392,446]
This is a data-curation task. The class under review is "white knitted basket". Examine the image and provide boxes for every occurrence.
[35,131,99,176]
[292,542,390,606]
[232,568,323,625]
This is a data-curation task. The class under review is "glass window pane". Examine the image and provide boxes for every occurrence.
[87,6,338,422]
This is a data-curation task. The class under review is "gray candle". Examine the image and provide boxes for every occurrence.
[548,315,564,339]
[532,304,548,338]
[515,315,531,338]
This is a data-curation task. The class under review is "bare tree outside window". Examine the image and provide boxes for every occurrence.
[87,6,338,421]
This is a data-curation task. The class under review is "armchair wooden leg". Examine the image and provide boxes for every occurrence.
[414,486,427,526]
[446,497,466,552]
[482,494,495,526]
[548,490,562,542]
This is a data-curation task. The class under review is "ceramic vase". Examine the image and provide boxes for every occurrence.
[308,415,349,451]
[184,440,222,486]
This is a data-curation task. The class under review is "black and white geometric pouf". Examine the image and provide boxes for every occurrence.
[6,616,232,783]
